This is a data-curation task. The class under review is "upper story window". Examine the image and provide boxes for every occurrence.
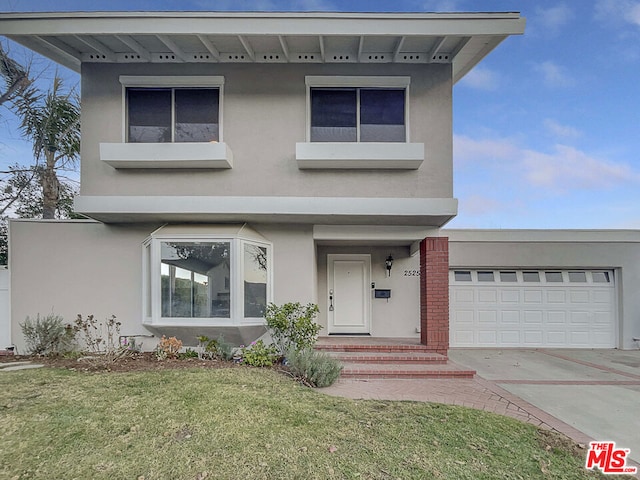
[305,76,410,143]
[127,87,219,143]
[310,88,405,142]
[120,75,225,143]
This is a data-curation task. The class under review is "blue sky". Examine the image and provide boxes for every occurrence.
[1,0,639,229]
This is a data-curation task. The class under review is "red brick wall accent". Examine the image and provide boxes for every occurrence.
[420,237,449,355]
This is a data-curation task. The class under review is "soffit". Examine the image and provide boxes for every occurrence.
[0,11,525,83]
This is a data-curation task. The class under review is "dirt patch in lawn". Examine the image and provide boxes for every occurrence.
[0,352,238,373]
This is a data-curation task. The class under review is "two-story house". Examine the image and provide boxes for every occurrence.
[1,11,639,355]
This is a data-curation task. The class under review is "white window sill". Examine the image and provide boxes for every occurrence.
[100,142,233,169]
[295,142,424,169]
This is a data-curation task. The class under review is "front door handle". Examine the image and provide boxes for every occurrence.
[329,289,334,311]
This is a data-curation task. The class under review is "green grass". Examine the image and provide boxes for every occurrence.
[0,367,611,479]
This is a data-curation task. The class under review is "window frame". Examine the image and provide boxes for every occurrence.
[304,76,411,143]
[142,232,272,327]
[120,76,225,144]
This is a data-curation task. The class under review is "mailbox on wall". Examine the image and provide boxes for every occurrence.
[374,289,391,299]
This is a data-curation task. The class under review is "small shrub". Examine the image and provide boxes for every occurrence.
[215,335,234,361]
[286,347,342,388]
[265,302,322,355]
[73,314,130,365]
[120,336,143,353]
[196,335,234,361]
[240,340,279,367]
[179,348,199,359]
[155,336,182,360]
[20,313,74,356]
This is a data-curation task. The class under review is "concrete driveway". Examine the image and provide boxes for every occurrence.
[449,348,640,463]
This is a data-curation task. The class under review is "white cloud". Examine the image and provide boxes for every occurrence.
[454,134,640,192]
[537,4,573,31]
[420,0,460,12]
[534,61,575,88]
[522,145,638,190]
[461,195,505,216]
[543,119,582,139]
[595,0,640,26]
[459,67,499,91]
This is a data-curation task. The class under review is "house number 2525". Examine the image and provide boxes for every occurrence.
[403,270,420,277]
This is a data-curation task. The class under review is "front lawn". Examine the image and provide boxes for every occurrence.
[1,367,609,479]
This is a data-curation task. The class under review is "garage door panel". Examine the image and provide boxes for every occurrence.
[570,290,589,303]
[523,330,543,344]
[501,290,520,303]
[524,310,543,324]
[524,290,543,303]
[450,269,616,348]
[478,310,497,324]
[570,311,589,324]
[455,288,474,303]
[501,310,520,324]
[478,289,498,303]
[477,330,497,345]
[547,311,566,324]
[546,290,566,303]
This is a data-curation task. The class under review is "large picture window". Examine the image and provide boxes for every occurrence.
[161,241,230,318]
[143,228,272,326]
[127,87,220,143]
[310,87,406,143]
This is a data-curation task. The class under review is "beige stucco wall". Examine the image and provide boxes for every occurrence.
[80,62,452,199]
[8,220,318,352]
[9,220,153,354]
[447,230,640,350]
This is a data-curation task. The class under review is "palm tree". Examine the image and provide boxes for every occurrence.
[13,75,80,219]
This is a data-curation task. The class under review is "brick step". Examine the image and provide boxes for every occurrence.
[315,343,432,354]
[339,362,476,379]
[326,351,448,365]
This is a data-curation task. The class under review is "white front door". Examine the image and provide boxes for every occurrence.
[328,254,371,334]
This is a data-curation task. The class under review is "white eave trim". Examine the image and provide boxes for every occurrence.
[296,142,424,169]
[119,75,225,87]
[305,75,410,88]
[100,142,233,169]
[74,195,458,225]
[445,229,640,243]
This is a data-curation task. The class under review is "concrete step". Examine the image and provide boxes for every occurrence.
[327,351,448,365]
[339,362,476,379]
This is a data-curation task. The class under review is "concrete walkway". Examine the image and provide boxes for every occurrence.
[320,348,640,471]
[0,361,44,372]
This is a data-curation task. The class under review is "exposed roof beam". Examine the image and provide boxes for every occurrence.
[278,35,290,61]
[319,35,325,62]
[426,36,447,61]
[450,36,471,59]
[157,34,189,61]
[75,35,115,59]
[33,35,82,64]
[196,34,220,60]
[393,36,406,62]
[237,35,255,60]
[115,34,151,60]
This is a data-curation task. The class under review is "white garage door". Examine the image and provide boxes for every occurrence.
[450,269,616,348]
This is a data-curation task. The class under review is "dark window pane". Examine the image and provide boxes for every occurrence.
[360,89,405,125]
[568,271,587,283]
[592,271,610,283]
[523,271,540,282]
[311,89,357,128]
[360,89,405,142]
[244,244,268,318]
[128,88,171,143]
[545,271,563,282]
[500,271,517,282]
[477,271,495,282]
[454,271,472,281]
[175,88,219,142]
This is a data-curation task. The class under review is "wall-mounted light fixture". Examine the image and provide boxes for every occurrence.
[385,254,394,277]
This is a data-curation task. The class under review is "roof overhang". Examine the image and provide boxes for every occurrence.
[0,11,525,83]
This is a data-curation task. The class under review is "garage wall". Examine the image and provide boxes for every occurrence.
[446,229,640,350]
